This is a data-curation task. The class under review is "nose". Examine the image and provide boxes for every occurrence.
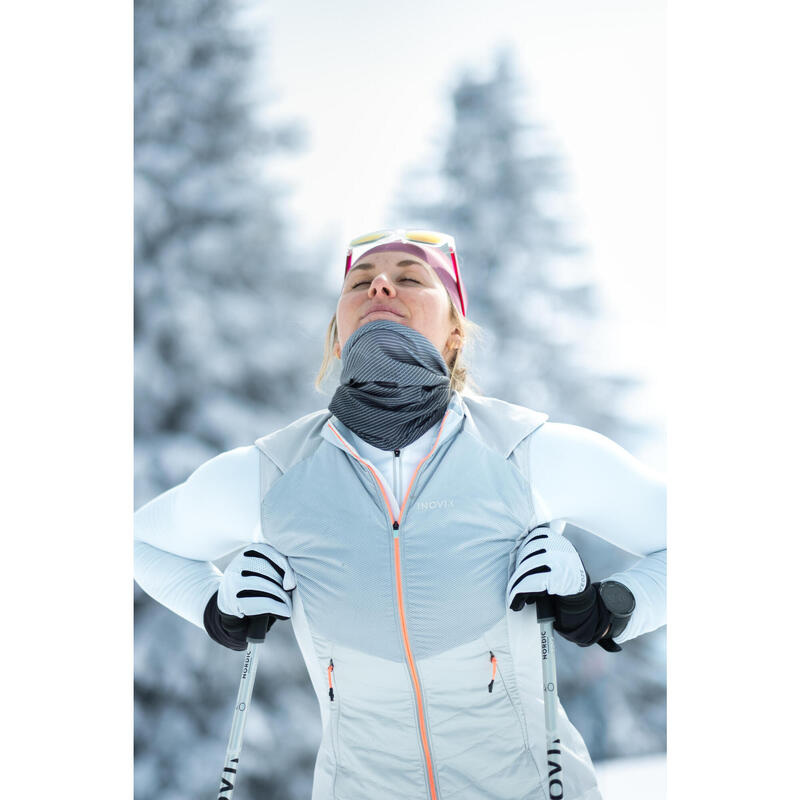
[368,273,397,298]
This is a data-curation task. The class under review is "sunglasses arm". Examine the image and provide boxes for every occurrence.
[449,251,466,316]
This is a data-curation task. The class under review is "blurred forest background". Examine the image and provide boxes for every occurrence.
[134,1,666,798]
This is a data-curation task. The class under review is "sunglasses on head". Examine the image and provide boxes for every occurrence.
[344,229,466,317]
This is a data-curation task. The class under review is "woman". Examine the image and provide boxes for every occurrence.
[134,229,666,800]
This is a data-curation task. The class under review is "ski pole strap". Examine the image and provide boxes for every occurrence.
[536,594,556,622]
[246,614,271,643]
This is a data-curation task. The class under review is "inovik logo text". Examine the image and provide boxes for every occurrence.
[218,758,238,798]
[547,739,563,800]
[415,498,455,511]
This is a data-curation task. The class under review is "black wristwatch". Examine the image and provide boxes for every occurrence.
[598,580,636,640]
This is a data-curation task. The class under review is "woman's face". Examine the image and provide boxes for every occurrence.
[335,250,462,360]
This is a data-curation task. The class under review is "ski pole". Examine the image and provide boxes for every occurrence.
[216,614,270,800]
[537,595,564,800]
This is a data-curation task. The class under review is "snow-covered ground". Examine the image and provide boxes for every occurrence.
[594,753,666,800]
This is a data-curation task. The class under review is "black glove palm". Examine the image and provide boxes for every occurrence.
[203,590,281,651]
[551,578,621,652]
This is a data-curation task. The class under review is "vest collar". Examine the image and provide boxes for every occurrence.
[255,392,548,475]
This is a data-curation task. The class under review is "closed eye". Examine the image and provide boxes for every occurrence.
[351,277,421,288]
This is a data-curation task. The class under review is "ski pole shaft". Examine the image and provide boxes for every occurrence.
[216,615,270,800]
[537,596,564,800]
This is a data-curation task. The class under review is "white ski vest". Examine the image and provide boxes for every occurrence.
[254,392,602,800]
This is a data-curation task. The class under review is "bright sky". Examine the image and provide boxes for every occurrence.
[249,0,665,468]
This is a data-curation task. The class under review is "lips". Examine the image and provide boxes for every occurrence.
[360,305,404,320]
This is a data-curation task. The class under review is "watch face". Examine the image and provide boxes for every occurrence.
[600,581,635,616]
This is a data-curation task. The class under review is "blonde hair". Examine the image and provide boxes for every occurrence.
[315,296,482,395]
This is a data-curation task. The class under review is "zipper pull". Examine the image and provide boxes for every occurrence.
[488,651,497,693]
[393,449,401,505]
[327,659,334,701]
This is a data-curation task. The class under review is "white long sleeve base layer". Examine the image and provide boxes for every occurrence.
[134,421,666,643]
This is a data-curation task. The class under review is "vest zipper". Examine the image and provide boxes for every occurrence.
[327,658,335,702]
[325,415,451,800]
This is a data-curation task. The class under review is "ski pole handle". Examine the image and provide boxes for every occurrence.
[536,593,556,622]
[216,615,270,799]
[246,613,271,643]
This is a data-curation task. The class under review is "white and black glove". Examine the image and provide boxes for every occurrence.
[204,544,296,651]
[507,527,622,652]
[507,526,588,608]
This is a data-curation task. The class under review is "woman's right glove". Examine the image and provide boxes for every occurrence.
[203,543,296,651]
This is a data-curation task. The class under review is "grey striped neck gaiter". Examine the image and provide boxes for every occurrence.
[329,319,452,450]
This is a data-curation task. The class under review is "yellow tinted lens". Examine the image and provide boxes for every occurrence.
[349,230,391,247]
[406,230,446,245]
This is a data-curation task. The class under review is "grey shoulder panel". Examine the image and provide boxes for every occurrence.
[254,407,331,475]
[460,394,548,459]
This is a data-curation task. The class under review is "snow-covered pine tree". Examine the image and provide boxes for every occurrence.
[135,0,331,504]
[397,48,644,446]
[397,47,665,761]
[135,2,327,797]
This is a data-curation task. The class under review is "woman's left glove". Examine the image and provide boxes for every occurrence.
[507,526,588,607]
[204,544,296,651]
[507,527,621,652]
